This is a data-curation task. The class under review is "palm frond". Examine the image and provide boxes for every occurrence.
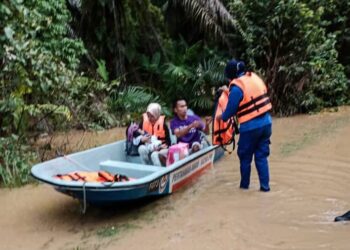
[172,0,246,46]
[189,95,213,110]
[164,63,193,80]
[67,0,81,11]
[109,86,164,122]
[194,58,225,89]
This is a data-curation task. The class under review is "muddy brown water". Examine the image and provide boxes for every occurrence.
[1,107,350,250]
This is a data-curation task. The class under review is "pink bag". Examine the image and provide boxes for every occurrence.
[166,143,189,166]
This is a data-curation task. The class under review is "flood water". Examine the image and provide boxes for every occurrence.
[0,107,349,250]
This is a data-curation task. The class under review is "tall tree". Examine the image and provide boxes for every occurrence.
[227,0,348,115]
[67,0,238,79]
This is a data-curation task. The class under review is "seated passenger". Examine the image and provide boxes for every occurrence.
[137,103,171,166]
[170,98,210,154]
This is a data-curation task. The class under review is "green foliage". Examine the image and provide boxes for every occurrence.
[0,0,86,136]
[96,223,140,238]
[169,0,236,47]
[303,34,348,111]
[0,0,92,186]
[0,135,36,187]
[1,0,350,188]
[108,86,166,124]
[192,58,226,111]
[308,0,350,78]
[138,39,226,113]
[78,0,167,79]
[96,59,109,82]
[228,0,348,115]
[96,226,118,237]
[140,52,162,74]
[160,40,225,113]
[65,76,119,129]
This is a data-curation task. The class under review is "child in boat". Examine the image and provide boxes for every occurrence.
[126,123,163,156]
[132,128,162,152]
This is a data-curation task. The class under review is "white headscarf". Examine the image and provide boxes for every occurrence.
[146,103,161,120]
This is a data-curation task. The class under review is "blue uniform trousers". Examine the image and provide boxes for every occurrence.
[237,124,271,191]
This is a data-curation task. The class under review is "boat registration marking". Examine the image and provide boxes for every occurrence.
[170,151,214,191]
[148,175,168,193]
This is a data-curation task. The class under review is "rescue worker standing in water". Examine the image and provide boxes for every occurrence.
[217,59,272,192]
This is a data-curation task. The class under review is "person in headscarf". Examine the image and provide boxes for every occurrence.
[137,103,171,166]
[146,103,162,122]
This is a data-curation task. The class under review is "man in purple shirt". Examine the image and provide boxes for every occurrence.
[170,98,210,153]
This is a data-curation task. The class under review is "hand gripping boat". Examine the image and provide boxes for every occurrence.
[31,140,224,206]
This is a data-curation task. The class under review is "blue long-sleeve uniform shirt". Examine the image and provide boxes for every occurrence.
[222,84,272,133]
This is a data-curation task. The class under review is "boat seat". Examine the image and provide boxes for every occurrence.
[125,155,142,164]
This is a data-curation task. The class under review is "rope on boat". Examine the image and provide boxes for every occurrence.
[55,150,92,176]
[62,155,92,171]
[81,181,87,215]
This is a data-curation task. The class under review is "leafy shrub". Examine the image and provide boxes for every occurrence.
[227,0,348,115]
[140,39,226,113]
[108,86,168,124]
[0,135,36,187]
[0,0,86,135]
[65,76,118,129]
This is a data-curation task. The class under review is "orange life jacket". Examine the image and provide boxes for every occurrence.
[229,72,272,124]
[142,113,166,143]
[55,171,133,182]
[212,89,236,146]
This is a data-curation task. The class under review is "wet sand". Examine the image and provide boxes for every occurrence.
[1,107,350,250]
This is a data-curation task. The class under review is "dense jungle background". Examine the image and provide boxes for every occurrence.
[1,0,350,187]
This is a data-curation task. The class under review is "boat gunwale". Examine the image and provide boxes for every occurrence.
[32,145,219,190]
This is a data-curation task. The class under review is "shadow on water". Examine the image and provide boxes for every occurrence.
[40,191,176,232]
[86,196,167,217]
[48,194,165,216]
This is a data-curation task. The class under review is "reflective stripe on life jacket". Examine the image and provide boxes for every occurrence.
[142,113,166,143]
[229,72,272,124]
[212,89,236,146]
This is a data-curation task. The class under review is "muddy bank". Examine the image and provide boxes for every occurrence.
[34,127,126,161]
[0,107,349,250]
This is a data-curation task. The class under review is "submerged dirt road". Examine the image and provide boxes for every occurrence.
[1,107,350,250]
